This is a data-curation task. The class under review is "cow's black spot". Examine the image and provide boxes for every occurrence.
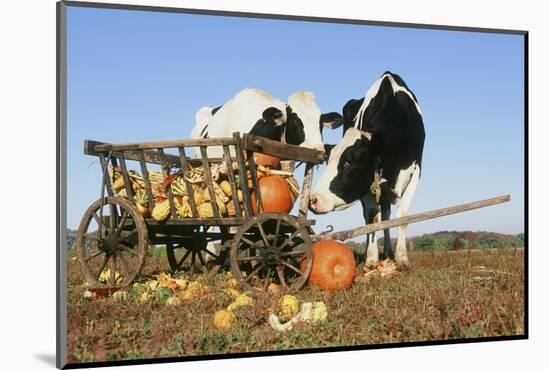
[323,144,336,163]
[249,107,285,141]
[200,124,209,138]
[284,106,305,146]
[211,105,222,115]
[328,136,376,203]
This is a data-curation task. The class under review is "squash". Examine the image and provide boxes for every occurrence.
[251,175,293,214]
[213,309,235,331]
[253,152,280,168]
[277,295,300,322]
[301,240,356,291]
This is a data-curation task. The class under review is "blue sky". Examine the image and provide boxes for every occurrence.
[66,6,525,238]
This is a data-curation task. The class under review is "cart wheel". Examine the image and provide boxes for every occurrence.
[230,213,312,292]
[166,226,228,272]
[76,196,148,288]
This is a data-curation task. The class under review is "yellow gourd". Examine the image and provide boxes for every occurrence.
[277,295,300,322]
[213,309,235,331]
[152,201,171,221]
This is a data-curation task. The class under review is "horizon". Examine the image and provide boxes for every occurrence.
[66,6,525,239]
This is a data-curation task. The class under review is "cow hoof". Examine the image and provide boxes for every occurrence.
[364,258,378,270]
[396,256,410,271]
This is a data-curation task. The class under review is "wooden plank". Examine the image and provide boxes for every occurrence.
[85,139,232,166]
[298,162,314,219]
[94,137,235,152]
[200,146,221,218]
[233,133,253,217]
[158,148,177,218]
[136,151,155,212]
[118,154,135,202]
[247,153,263,214]
[242,134,325,164]
[145,216,315,227]
[223,145,242,217]
[98,153,114,197]
[311,195,511,242]
[177,147,199,218]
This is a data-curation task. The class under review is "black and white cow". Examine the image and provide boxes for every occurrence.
[309,72,425,268]
[190,88,343,157]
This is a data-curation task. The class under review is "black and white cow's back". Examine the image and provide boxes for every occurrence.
[190,88,343,158]
[311,72,425,268]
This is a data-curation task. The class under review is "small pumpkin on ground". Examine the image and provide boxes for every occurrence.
[301,240,356,291]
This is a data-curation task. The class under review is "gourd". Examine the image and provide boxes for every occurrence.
[213,309,235,330]
[152,200,171,221]
[277,295,300,322]
[300,240,356,291]
[251,175,293,214]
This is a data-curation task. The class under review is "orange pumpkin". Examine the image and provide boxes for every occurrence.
[253,152,281,168]
[251,175,293,214]
[301,240,356,291]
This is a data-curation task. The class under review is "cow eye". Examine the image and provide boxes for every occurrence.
[343,160,352,167]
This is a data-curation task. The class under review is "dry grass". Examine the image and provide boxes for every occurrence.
[66,248,525,364]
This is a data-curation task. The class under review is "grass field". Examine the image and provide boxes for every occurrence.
[66,247,525,364]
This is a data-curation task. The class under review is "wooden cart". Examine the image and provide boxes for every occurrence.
[76,132,510,292]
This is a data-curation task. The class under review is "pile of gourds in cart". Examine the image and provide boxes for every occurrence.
[109,152,300,219]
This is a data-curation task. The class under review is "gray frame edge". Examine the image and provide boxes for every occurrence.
[63,0,527,35]
[56,1,68,368]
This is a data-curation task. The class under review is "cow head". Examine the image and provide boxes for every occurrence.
[285,92,343,151]
[310,127,376,213]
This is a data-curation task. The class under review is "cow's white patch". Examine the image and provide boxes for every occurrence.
[393,161,418,199]
[287,91,324,149]
[353,73,422,129]
[311,127,365,213]
[394,163,420,267]
[191,88,287,158]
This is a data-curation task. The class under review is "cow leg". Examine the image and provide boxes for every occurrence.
[395,164,421,269]
[380,202,394,260]
[361,195,381,269]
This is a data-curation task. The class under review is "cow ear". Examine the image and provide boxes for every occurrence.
[323,144,336,163]
[320,112,344,129]
[262,107,285,126]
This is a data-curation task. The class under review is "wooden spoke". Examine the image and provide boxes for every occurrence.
[278,230,300,251]
[118,252,131,275]
[276,264,287,289]
[177,249,192,268]
[115,209,129,237]
[272,219,282,248]
[197,250,206,266]
[203,248,220,259]
[240,236,255,247]
[256,221,270,248]
[109,204,117,231]
[236,255,261,262]
[244,263,265,283]
[92,212,101,226]
[263,267,272,291]
[280,250,307,257]
[110,255,117,285]
[191,251,196,267]
[118,230,137,243]
[96,254,110,280]
[118,245,140,256]
[282,261,304,276]
[85,250,103,262]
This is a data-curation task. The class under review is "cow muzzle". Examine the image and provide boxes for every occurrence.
[309,192,334,214]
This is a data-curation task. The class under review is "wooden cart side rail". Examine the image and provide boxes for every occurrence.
[242,134,325,164]
[93,137,236,152]
[311,195,511,242]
